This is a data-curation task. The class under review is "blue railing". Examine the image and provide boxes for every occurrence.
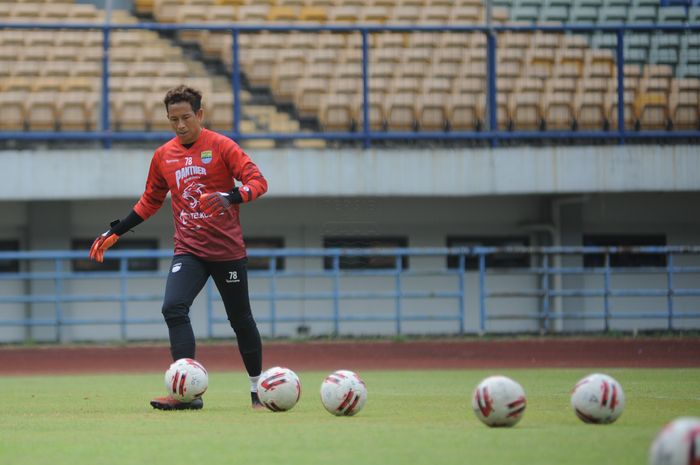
[1,21,699,148]
[0,246,698,341]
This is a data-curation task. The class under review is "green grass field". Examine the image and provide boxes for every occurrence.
[1,368,698,465]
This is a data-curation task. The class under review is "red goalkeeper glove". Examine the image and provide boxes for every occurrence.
[200,191,234,216]
[89,231,119,263]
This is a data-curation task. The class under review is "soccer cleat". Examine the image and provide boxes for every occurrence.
[150,395,204,411]
[251,391,265,410]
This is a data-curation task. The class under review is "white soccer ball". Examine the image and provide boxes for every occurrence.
[471,375,527,427]
[570,373,625,424]
[649,417,700,465]
[257,366,302,412]
[320,369,368,416]
[164,358,208,403]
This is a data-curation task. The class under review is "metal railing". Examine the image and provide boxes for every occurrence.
[0,246,698,341]
[1,21,699,148]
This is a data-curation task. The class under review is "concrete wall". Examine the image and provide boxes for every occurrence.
[0,190,698,341]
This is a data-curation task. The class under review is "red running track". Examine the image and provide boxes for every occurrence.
[0,338,698,375]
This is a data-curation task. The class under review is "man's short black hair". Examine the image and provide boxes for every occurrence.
[163,85,202,113]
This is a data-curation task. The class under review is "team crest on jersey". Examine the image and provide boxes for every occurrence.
[200,150,213,164]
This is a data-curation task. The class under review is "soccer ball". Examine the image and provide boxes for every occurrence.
[570,373,625,424]
[164,358,208,403]
[649,417,700,465]
[320,369,368,416]
[257,366,302,412]
[471,375,527,427]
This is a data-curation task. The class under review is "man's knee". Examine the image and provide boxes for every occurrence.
[162,302,190,328]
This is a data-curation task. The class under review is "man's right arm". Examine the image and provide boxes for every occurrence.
[89,151,167,263]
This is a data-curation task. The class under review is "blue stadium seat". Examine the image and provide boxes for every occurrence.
[628,5,657,23]
[542,5,569,22]
[570,5,598,22]
[600,5,628,23]
[658,6,688,22]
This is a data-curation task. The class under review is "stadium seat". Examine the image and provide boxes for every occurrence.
[575,91,606,130]
[295,78,327,118]
[329,5,359,23]
[0,92,27,130]
[600,5,627,23]
[543,91,575,130]
[385,92,418,131]
[26,91,58,131]
[32,77,63,93]
[267,6,299,21]
[362,5,390,22]
[570,6,598,23]
[58,91,93,131]
[354,94,386,131]
[634,92,669,130]
[510,91,543,130]
[429,61,460,80]
[113,93,148,131]
[392,6,421,23]
[450,5,481,23]
[204,91,235,132]
[447,92,482,130]
[669,87,699,129]
[606,90,637,130]
[238,4,270,22]
[319,93,354,131]
[298,6,327,23]
[417,93,448,131]
[629,5,657,23]
[658,6,688,23]
[406,32,438,50]
[542,6,568,23]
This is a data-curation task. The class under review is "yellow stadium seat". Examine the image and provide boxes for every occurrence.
[113,93,148,131]
[634,92,669,130]
[354,93,386,131]
[417,93,448,131]
[362,6,390,22]
[450,5,481,23]
[0,91,27,130]
[510,91,543,131]
[605,90,637,131]
[319,93,354,131]
[669,87,699,130]
[58,91,93,131]
[267,6,299,21]
[385,92,418,131]
[205,91,235,132]
[295,77,327,118]
[575,91,606,130]
[299,6,327,23]
[26,91,58,131]
[287,33,316,50]
[237,4,270,22]
[273,61,305,104]
[448,92,483,131]
[32,77,63,92]
[421,5,450,23]
[543,91,575,130]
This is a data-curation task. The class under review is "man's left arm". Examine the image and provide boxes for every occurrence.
[200,144,268,216]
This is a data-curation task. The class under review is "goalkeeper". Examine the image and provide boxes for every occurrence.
[89,85,267,411]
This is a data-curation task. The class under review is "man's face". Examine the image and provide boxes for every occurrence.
[167,101,203,145]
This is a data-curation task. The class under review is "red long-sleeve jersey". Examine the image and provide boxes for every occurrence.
[133,129,267,261]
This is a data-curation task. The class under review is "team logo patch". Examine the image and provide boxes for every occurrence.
[200,150,213,164]
[172,263,182,273]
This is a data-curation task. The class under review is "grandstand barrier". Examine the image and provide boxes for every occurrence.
[1,22,700,148]
[0,246,698,342]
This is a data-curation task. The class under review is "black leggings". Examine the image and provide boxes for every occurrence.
[161,254,262,377]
